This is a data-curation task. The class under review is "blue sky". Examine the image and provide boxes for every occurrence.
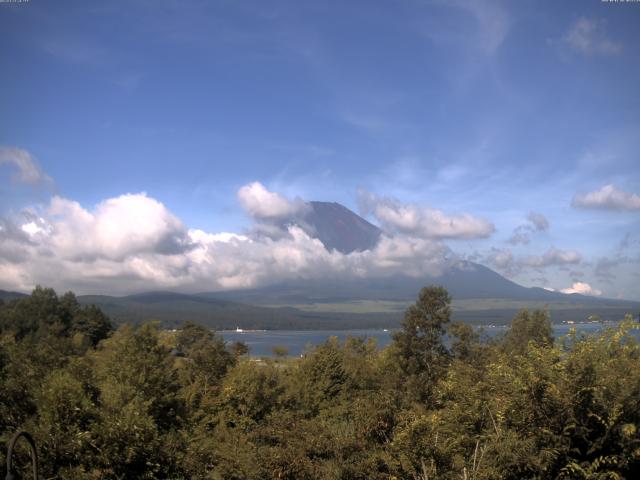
[1,0,639,298]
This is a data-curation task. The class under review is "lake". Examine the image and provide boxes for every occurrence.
[220,322,627,357]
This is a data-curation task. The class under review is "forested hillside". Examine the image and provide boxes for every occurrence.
[1,287,639,479]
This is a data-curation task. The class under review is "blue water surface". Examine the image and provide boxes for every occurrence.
[220,322,631,357]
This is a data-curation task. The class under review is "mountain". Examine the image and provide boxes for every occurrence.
[230,200,627,304]
[299,201,381,254]
[203,261,602,304]
[76,291,396,330]
[0,289,28,302]
[3,203,637,329]
[196,201,639,324]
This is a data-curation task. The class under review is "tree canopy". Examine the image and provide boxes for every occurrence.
[1,286,639,479]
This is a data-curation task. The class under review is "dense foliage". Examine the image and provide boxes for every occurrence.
[1,286,639,479]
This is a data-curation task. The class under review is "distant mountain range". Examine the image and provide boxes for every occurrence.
[0,289,396,330]
[0,289,29,303]
[209,261,620,304]
[74,291,380,330]
[1,201,638,329]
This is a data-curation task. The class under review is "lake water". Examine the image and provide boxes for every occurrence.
[220,322,627,357]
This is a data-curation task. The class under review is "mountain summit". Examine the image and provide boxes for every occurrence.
[249,201,639,308]
[300,201,381,254]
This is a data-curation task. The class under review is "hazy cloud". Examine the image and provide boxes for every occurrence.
[43,37,110,67]
[572,184,640,211]
[522,247,582,268]
[617,233,640,256]
[455,0,510,53]
[434,0,511,54]
[358,190,495,240]
[619,232,632,251]
[527,212,549,232]
[485,247,516,275]
[0,147,53,185]
[482,245,583,279]
[563,17,621,56]
[508,211,550,245]
[508,229,531,246]
[0,218,34,264]
[594,256,618,281]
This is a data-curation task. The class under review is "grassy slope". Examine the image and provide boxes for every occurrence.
[76,291,639,330]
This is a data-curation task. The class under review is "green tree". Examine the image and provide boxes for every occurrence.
[0,287,112,348]
[502,309,554,355]
[392,285,452,404]
[32,367,98,478]
[217,360,285,428]
[71,304,113,347]
[0,286,66,339]
[294,337,349,415]
[89,322,183,478]
[175,321,235,410]
[448,321,482,362]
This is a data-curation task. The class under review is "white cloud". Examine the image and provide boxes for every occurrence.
[237,181,308,220]
[0,182,606,298]
[0,146,53,185]
[358,190,494,240]
[21,221,48,236]
[188,229,248,244]
[563,17,621,55]
[45,193,192,261]
[572,184,640,211]
[522,247,582,268]
[560,281,602,297]
[0,189,455,295]
[183,226,451,290]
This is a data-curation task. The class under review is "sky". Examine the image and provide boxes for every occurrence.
[1,0,639,299]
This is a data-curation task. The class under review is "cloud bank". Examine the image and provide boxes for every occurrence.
[572,184,640,211]
[46,194,193,261]
[1,173,622,298]
[522,247,582,268]
[358,190,495,240]
[0,184,455,295]
[482,246,583,280]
